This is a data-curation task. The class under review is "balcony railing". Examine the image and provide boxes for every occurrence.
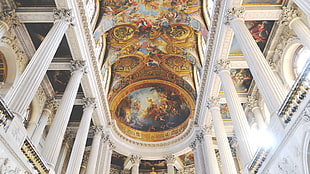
[279,61,310,124]
[249,61,310,173]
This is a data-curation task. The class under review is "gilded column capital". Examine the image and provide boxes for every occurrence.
[71,60,86,74]
[278,7,301,26]
[214,59,230,74]
[206,96,220,109]
[224,7,245,25]
[164,154,176,164]
[53,8,74,24]
[82,97,96,109]
[130,154,142,165]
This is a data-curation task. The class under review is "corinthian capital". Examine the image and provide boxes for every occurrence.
[130,154,142,165]
[44,98,59,112]
[0,9,20,28]
[164,154,176,164]
[53,9,74,24]
[83,97,96,109]
[214,59,230,74]
[278,7,301,26]
[71,60,86,73]
[207,96,220,109]
[224,7,245,24]
[246,95,259,110]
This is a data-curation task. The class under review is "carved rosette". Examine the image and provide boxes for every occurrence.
[224,7,245,25]
[53,9,74,24]
[83,97,96,109]
[278,7,301,26]
[164,154,176,164]
[206,96,220,109]
[130,154,142,165]
[71,60,86,73]
[214,59,230,74]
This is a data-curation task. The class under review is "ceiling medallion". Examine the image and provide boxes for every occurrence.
[110,80,195,142]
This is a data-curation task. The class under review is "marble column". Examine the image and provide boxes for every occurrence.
[80,153,89,174]
[196,134,208,174]
[165,154,176,174]
[190,141,202,174]
[279,7,310,49]
[200,126,221,174]
[42,60,86,169]
[98,135,115,174]
[225,7,286,114]
[294,0,310,22]
[66,98,96,174]
[207,97,238,174]
[130,154,142,174]
[55,134,74,174]
[85,127,103,174]
[5,9,73,118]
[31,98,58,146]
[246,96,266,129]
[214,60,255,166]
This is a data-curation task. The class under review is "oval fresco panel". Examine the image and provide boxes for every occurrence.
[111,81,194,142]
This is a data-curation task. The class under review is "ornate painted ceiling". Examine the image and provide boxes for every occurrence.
[95,0,207,142]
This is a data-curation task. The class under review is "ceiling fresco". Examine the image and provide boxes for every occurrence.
[15,0,55,7]
[97,0,206,142]
[111,151,127,167]
[220,69,253,93]
[178,151,194,166]
[140,160,167,170]
[220,103,231,120]
[229,20,274,55]
[242,0,282,5]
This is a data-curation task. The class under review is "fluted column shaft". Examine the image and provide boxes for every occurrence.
[246,96,266,129]
[290,18,310,49]
[85,127,102,174]
[208,97,237,174]
[42,61,85,168]
[190,142,202,174]
[5,9,73,117]
[98,136,114,174]
[130,155,141,174]
[226,8,286,114]
[0,21,9,38]
[294,0,310,19]
[32,99,58,146]
[66,98,96,174]
[201,131,221,174]
[165,154,176,174]
[215,60,255,166]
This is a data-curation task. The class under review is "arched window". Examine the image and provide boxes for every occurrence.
[0,51,7,82]
[294,46,310,77]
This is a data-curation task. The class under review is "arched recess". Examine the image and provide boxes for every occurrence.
[0,44,18,97]
[282,40,303,88]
